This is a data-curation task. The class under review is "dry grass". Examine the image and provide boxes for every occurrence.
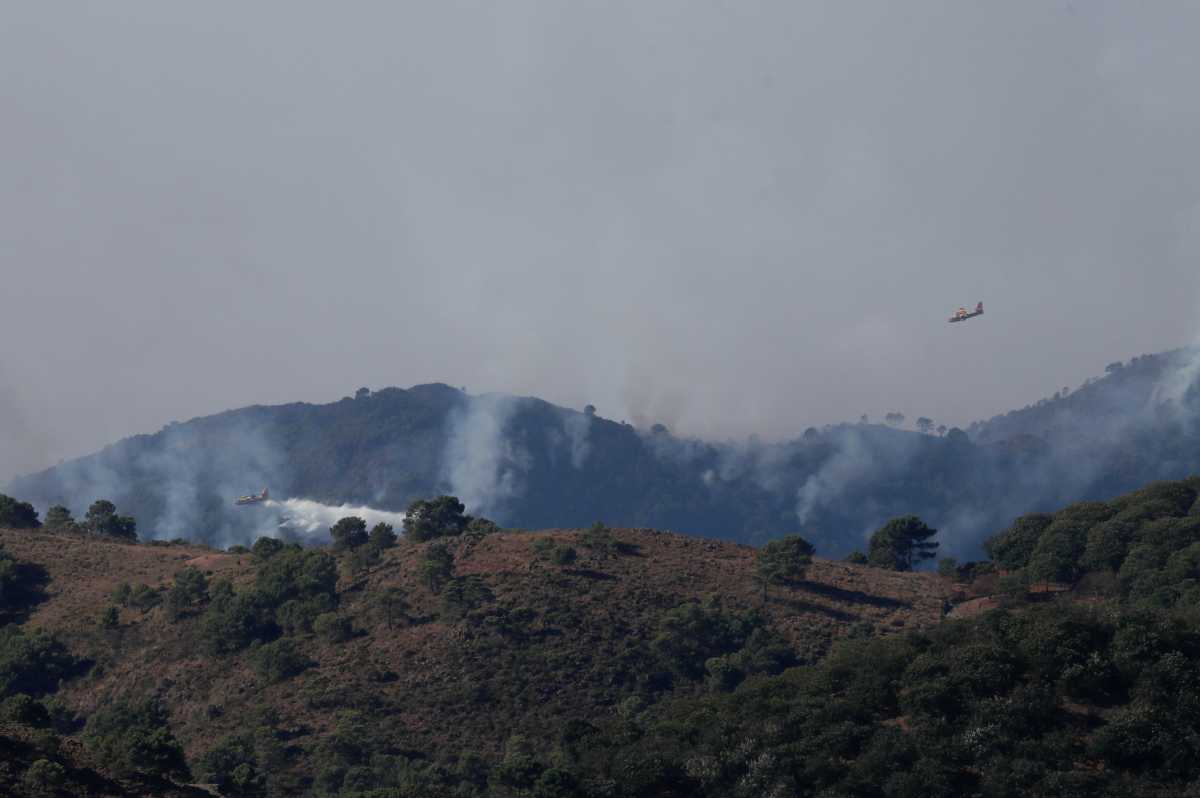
[1,525,954,765]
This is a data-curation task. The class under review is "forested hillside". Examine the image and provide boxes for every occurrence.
[10,347,1200,557]
[4,477,1200,795]
[0,513,947,797]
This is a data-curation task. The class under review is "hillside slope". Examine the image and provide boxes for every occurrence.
[9,477,1200,794]
[0,525,949,795]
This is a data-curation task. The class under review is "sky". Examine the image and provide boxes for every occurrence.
[3,1,1200,481]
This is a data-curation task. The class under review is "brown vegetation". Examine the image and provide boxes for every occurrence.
[0,524,952,772]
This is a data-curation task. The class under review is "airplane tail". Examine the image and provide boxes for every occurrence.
[976,301,984,313]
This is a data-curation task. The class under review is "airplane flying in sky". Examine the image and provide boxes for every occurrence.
[948,302,984,323]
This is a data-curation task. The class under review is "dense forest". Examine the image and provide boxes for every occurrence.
[4,476,1200,794]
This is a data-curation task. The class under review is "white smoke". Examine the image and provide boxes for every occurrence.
[1152,348,1200,407]
[264,498,406,540]
[795,429,875,525]
[561,410,592,469]
[442,394,531,520]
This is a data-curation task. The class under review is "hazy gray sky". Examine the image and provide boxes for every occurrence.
[4,2,1199,480]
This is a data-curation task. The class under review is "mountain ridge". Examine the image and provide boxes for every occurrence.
[10,348,1200,558]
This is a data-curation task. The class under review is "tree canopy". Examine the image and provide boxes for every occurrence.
[0,495,39,529]
[330,516,369,550]
[84,500,137,540]
[868,515,939,571]
[42,505,75,531]
[403,496,469,542]
[755,535,815,598]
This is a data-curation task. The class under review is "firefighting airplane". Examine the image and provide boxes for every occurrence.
[234,488,269,506]
[948,302,984,323]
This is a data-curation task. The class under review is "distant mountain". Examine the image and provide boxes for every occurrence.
[10,347,1200,557]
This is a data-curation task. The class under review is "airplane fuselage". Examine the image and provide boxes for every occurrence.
[234,488,269,506]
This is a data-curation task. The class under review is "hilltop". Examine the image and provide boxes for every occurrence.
[10,347,1200,559]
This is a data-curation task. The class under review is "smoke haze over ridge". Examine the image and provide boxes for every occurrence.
[9,352,1200,562]
[3,2,1200,482]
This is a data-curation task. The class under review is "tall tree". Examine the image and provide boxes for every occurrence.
[330,516,369,550]
[42,505,75,531]
[84,500,137,540]
[0,494,40,529]
[916,417,934,434]
[868,516,938,571]
[378,587,410,629]
[369,522,397,550]
[403,496,469,542]
[83,698,190,781]
[419,542,454,594]
[755,535,815,601]
[166,566,209,621]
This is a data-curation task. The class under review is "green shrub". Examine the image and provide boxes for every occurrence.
[0,545,49,614]
[330,516,369,550]
[756,535,815,598]
[83,500,136,540]
[377,587,410,630]
[251,536,285,561]
[342,544,381,577]
[984,513,1054,571]
[0,494,40,529]
[200,583,273,654]
[420,543,454,594]
[112,583,132,606]
[465,517,501,537]
[313,612,354,643]
[165,566,208,620]
[252,639,311,683]
[0,626,80,699]
[868,516,938,571]
[198,733,265,796]
[552,545,578,566]
[579,522,618,556]
[0,692,50,726]
[275,596,333,635]
[652,599,769,681]
[127,583,161,612]
[22,758,66,795]
[368,522,397,549]
[403,496,469,542]
[256,548,338,609]
[442,576,495,619]
[41,505,75,531]
[83,698,189,780]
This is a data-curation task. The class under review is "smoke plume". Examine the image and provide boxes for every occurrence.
[265,498,406,541]
[441,394,531,521]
